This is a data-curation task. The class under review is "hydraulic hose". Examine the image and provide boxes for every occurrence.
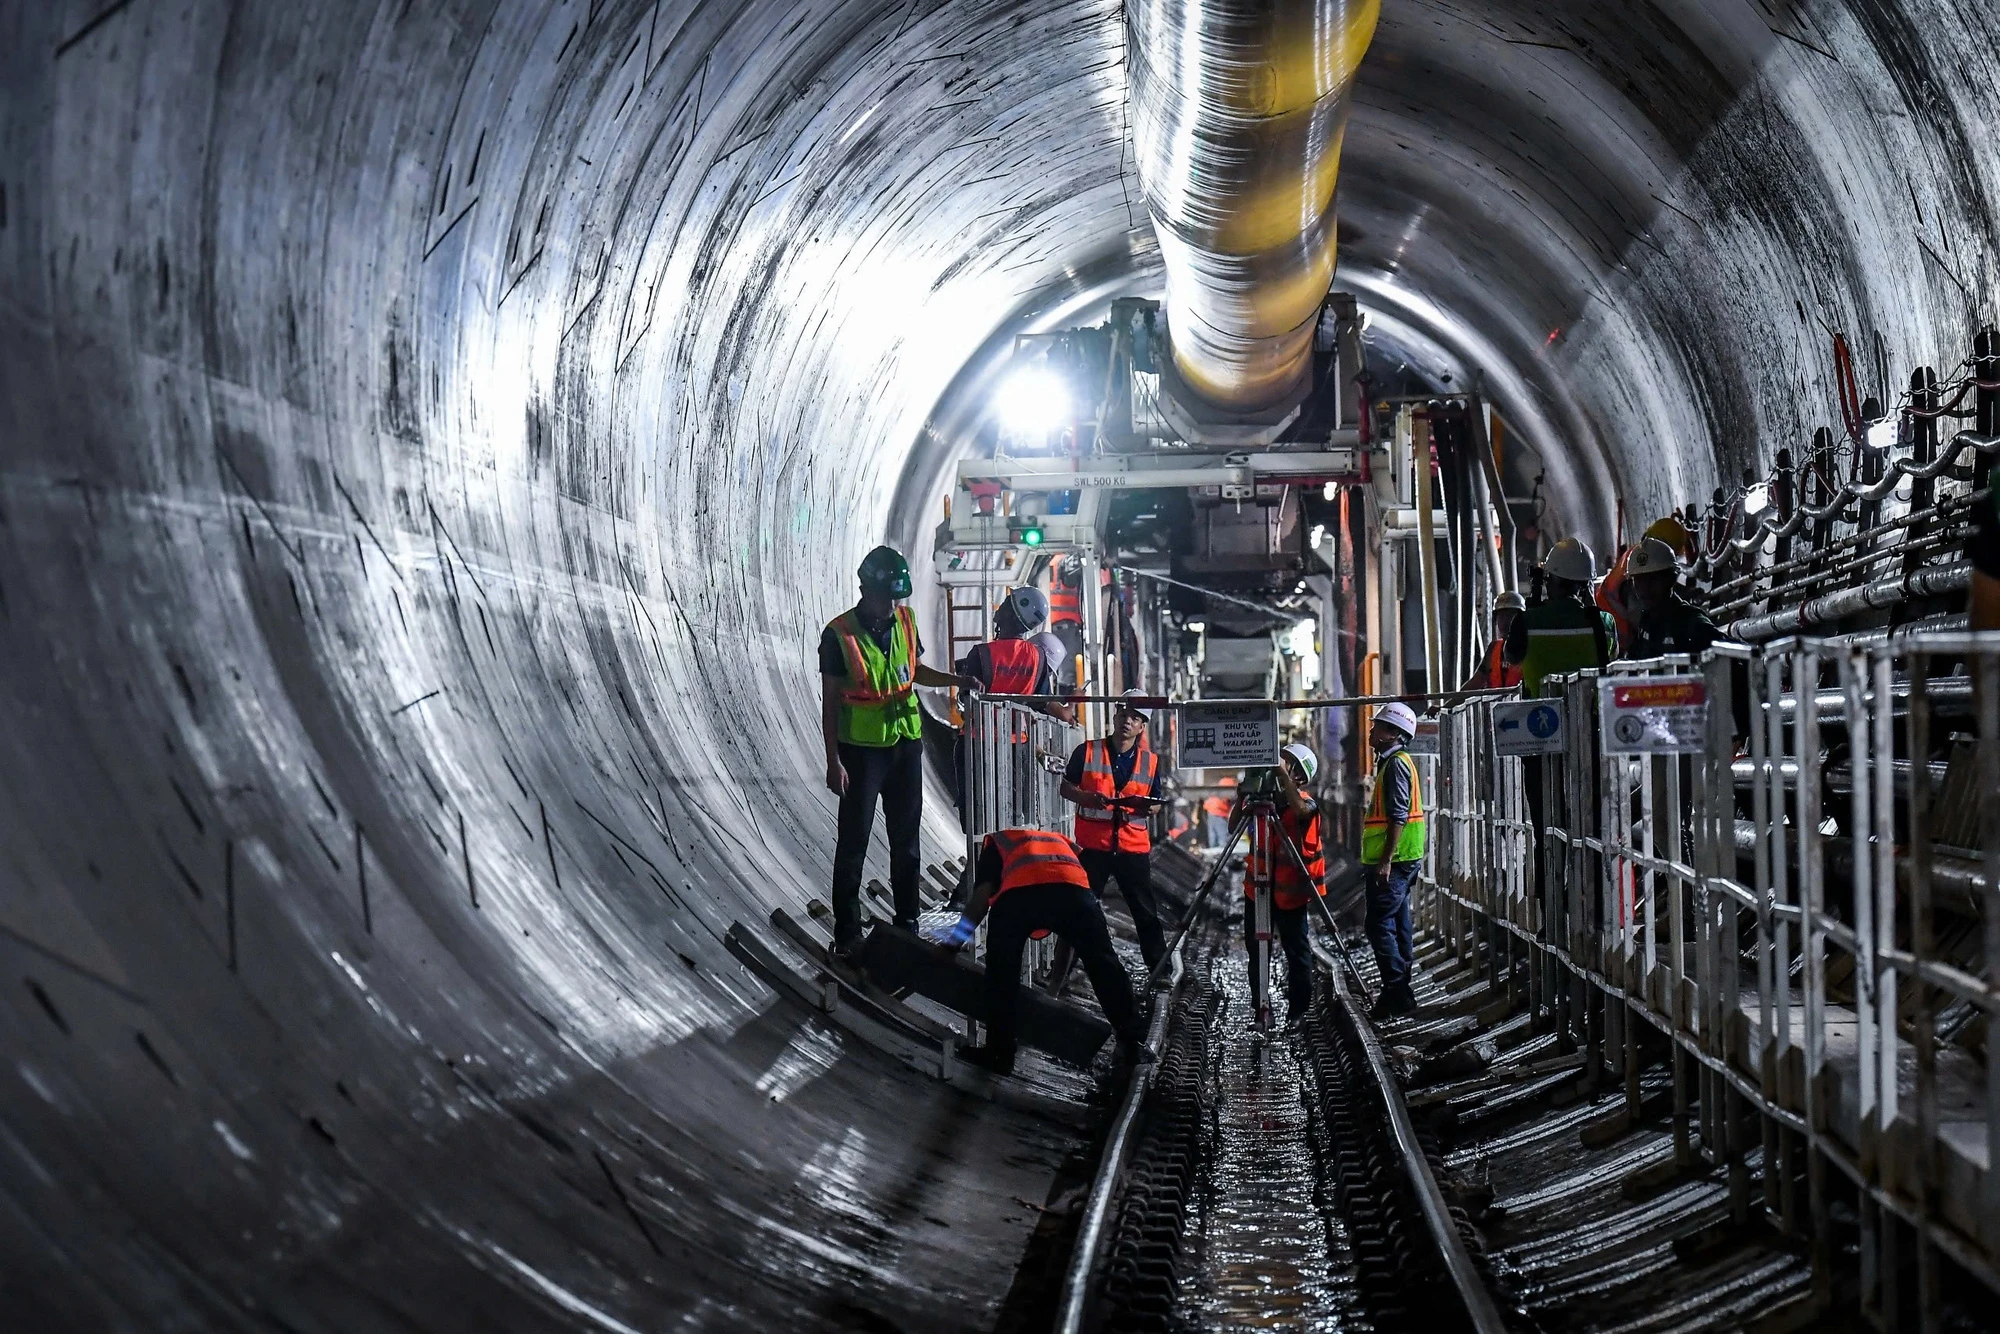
[1128,0,1379,411]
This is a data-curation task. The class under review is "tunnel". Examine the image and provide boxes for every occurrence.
[3,0,1998,1330]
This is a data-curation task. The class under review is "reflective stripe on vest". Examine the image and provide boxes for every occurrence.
[1362,748,1427,864]
[983,637,1042,695]
[1074,739,1158,853]
[987,829,1092,900]
[831,605,923,746]
[1247,806,1325,909]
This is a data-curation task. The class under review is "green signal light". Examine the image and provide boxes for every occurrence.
[1021,525,1044,546]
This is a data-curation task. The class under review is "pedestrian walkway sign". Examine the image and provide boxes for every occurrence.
[1493,699,1566,755]
[1598,675,1708,754]
[1177,701,1279,769]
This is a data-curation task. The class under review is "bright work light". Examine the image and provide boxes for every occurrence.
[995,367,1070,438]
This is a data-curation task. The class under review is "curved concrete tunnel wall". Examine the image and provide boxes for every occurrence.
[1,0,1997,1329]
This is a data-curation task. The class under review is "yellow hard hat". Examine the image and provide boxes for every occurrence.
[1643,515,1692,556]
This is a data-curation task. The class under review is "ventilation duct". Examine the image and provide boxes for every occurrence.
[1128,0,1379,413]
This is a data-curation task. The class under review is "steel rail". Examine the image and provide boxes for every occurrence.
[1163,800,1508,1333]
[1314,940,1512,1334]
[1054,822,1244,1334]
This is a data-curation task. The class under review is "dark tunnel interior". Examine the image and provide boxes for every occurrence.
[2,0,1998,1328]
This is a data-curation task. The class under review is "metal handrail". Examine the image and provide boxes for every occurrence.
[1422,633,2000,1296]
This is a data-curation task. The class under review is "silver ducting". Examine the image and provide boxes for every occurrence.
[1128,0,1379,412]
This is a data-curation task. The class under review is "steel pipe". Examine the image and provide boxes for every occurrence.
[1128,0,1379,410]
[1727,562,1973,642]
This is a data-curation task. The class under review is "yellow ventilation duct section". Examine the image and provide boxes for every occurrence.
[1129,0,1379,412]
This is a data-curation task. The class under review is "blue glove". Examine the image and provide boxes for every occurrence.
[941,914,977,949]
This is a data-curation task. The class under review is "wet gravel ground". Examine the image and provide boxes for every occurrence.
[1174,934,1366,1331]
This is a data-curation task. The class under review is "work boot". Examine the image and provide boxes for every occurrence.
[959,1044,1016,1076]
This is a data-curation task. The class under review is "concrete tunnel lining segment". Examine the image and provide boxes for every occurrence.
[2,0,1999,1327]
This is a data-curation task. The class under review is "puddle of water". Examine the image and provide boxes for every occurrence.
[1176,941,1366,1331]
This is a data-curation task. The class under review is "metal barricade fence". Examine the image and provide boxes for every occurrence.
[962,697,1080,839]
[962,697,1082,986]
[1421,632,2000,1304]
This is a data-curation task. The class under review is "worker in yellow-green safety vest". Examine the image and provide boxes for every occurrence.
[1362,702,1428,1018]
[1503,537,1615,697]
[1500,537,1616,919]
[820,545,960,957]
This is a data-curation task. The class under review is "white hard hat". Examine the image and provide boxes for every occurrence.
[1117,688,1151,720]
[1280,742,1318,783]
[1374,702,1418,738]
[1496,590,1527,612]
[1625,536,1680,578]
[1001,585,1048,631]
[1544,537,1597,583]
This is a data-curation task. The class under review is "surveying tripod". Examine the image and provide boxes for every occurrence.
[1236,798,1324,1033]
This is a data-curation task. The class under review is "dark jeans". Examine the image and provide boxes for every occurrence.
[1366,861,1419,995]
[1244,900,1313,1017]
[831,738,924,945]
[985,883,1144,1058]
[1078,848,1167,969]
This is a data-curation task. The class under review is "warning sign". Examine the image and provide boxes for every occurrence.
[1597,675,1709,755]
[1492,699,1567,756]
[1177,701,1280,770]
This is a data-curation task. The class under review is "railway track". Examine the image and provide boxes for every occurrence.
[1057,882,1514,1333]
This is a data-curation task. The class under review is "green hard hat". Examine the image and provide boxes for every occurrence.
[858,545,913,597]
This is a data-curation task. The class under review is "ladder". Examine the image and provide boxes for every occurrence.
[944,585,991,724]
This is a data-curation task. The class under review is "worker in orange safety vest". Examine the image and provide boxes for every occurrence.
[1233,743,1325,1031]
[1060,690,1169,967]
[1200,774,1237,848]
[1458,591,1526,693]
[935,828,1152,1076]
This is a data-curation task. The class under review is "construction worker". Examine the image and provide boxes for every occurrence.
[1047,555,1088,689]
[1503,537,1615,696]
[1503,538,1611,919]
[956,586,1075,723]
[1618,538,1720,660]
[1060,689,1168,967]
[1600,516,1694,649]
[1201,774,1237,848]
[1458,590,1526,692]
[937,827,1152,1075]
[1362,703,1426,1017]
[820,545,960,957]
[1233,743,1325,1031]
